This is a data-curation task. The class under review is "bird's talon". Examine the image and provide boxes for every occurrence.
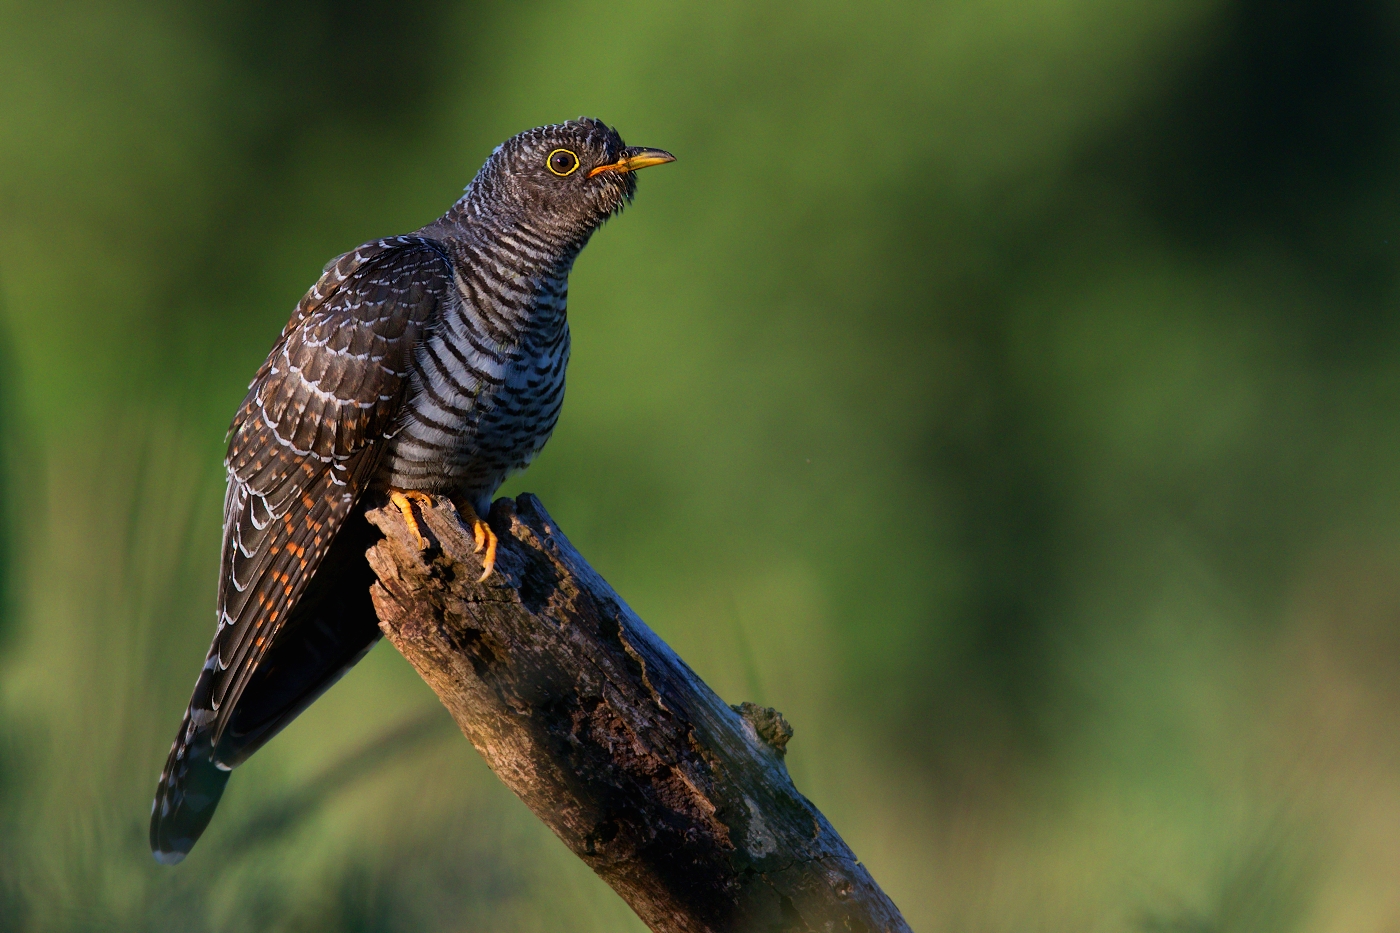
[389,489,436,550]
[475,519,498,581]
[453,500,499,580]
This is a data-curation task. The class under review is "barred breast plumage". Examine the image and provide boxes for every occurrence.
[149,118,674,864]
[380,225,574,518]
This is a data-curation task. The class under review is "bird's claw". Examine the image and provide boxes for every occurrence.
[393,490,496,580]
[462,506,498,581]
[389,489,436,550]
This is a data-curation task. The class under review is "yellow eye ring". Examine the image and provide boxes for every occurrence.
[546,148,580,177]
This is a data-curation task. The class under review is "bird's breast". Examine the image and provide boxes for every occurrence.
[377,277,571,506]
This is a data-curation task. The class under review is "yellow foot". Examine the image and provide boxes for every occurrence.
[388,489,437,550]
[455,500,499,582]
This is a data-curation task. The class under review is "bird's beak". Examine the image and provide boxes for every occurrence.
[587,147,676,178]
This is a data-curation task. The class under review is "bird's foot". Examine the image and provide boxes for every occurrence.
[454,500,499,582]
[388,489,437,550]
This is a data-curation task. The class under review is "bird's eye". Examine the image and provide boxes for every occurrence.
[547,148,580,177]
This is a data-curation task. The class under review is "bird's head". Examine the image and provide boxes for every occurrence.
[468,118,674,244]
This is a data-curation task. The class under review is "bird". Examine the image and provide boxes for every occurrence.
[149,118,674,864]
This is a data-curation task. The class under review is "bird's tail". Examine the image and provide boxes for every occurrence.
[150,664,229,864]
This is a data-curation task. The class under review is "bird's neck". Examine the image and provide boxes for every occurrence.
[416,204,577,341]
[436,184,592,280]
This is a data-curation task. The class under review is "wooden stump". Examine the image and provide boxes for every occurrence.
[366,494,911,933]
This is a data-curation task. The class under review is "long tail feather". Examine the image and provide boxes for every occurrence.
[148,511,381,862]
[150,670,230,864]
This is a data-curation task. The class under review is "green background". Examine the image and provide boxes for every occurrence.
[3,1,1400,929]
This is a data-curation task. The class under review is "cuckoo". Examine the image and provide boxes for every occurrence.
[150,119,674,864]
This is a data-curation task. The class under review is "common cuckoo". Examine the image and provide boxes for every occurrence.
[150,119,674,863]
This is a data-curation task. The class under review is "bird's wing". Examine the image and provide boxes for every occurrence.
[208,235,451,743]
[152,236,453,861]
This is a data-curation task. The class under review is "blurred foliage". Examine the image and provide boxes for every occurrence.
[3,0,1400,930]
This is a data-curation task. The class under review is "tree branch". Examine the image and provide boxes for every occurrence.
[365,494,911,933]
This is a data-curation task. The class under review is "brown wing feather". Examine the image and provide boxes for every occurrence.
[210,237,452,737]
[150,237,452,863]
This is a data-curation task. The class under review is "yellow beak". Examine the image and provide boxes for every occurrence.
[587,147,676,178]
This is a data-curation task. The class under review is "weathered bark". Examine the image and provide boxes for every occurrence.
[365,494,911,933]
